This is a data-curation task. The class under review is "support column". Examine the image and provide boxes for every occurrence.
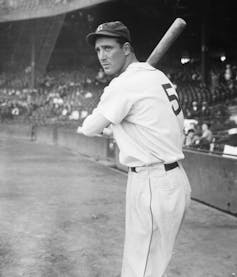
[30,21,36,90]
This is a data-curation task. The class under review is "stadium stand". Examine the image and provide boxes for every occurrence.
[0,0,110,22]
[0,67,105,126]
[1,60,236,158]
[0,0,237,157]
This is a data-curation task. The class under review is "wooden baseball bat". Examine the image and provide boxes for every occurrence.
[146,18,187,67]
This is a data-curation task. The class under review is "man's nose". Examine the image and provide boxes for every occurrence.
[98,49,107,61]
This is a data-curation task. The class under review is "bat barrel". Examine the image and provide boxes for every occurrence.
[146,18,187,67]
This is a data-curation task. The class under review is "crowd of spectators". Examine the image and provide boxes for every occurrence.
[184,122,213,150]
[0,66,108,127]
[0,60,237,157]
[183,117,237,158]
[164,61,237,121]
[162,61,237,157]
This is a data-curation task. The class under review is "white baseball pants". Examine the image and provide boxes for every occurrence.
[121,162,191,277]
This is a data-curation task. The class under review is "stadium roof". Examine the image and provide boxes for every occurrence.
[0,0,113,22]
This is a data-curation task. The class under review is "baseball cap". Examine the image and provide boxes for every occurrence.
[86,21,131,46]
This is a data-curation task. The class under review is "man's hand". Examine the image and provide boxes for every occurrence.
[102,127,113,137]
[77,125,112,137]
[77,126,83,134]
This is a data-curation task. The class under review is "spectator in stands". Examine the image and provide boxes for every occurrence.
[200,101,210,119]
[224,64,232,81]
[184,129,196,147]
[190,101,200,118]
[11,103,19,116]
[196,122,213,150]
[223,64,234,90]
[183,105,192,118]
[210,69,219,94]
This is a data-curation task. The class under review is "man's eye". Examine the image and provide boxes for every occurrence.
[104,46,112,51]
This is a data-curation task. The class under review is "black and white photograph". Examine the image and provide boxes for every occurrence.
[0,0,236,276]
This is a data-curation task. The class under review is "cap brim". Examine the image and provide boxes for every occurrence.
[86,31,122,46]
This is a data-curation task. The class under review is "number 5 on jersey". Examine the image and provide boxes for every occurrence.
[162,83,182,116]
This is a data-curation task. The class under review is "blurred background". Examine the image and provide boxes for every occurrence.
[0,0,237,157]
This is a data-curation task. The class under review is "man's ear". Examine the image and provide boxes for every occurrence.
[123,42,131,56]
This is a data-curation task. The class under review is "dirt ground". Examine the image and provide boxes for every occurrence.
[0,136,236,277]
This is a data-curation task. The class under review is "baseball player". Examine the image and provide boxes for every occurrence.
[77,21,191,277]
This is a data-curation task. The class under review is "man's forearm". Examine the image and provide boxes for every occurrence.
[79,111,111,137]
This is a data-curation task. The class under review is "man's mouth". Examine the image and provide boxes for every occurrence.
[102,64,110,69]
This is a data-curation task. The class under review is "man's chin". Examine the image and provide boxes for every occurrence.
[103,69,114,76]
[104,68,120,77]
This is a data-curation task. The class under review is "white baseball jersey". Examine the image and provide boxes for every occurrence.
[81,61,191,277]
[96,62,185,167]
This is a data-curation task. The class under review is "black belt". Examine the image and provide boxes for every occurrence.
[130,161,179,173]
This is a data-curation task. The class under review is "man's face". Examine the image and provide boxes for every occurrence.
[95,37,127,76]
[202,124,207,131]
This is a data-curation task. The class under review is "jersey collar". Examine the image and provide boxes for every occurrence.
[126,62,156,72]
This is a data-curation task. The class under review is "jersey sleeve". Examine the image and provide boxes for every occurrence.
[96,84,133,124]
